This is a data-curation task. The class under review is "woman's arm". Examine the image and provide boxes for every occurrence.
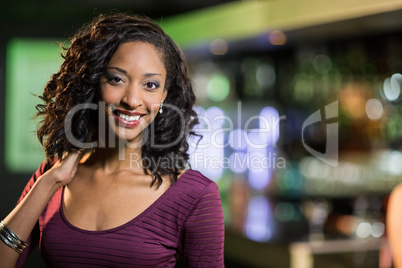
[387,183,402,268]
[0,152,82,268]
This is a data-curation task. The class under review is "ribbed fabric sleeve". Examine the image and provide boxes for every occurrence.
[13,162,225,267]
[179,181,225,267]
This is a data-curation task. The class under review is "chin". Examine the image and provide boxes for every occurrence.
[113,128,144,146]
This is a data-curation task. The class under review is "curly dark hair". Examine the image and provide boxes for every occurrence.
[36,13,198,186]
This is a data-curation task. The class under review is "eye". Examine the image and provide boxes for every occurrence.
[145,81,160,90]
[106,75,123,85]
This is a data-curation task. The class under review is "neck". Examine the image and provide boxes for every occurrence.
[83,144,144,175]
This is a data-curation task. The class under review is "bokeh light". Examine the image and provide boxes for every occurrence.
[259,107,280,146]
[371,222,385,238]
[378,150,402,175]
[207,73,230,102]
[383,74,402,101]
[269,30,286,46]
[256,63,276,88]
[365,98,383,120]
[313,54,332,74]
[229,152,248,173]
[356,222,372,238]
[188,106,225,181]
[229,129,247,151]
[246,196,273,242]
[210,38,228,55]
[248,162,272,190]
[275,202,295,222]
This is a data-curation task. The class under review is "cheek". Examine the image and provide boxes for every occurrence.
[144,96,164,113]
[100,87,120,104]
[144,86,167,111]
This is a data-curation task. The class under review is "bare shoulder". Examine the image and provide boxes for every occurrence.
[389,183,402,207]
[387,183,402,227]
[388,184,402,267]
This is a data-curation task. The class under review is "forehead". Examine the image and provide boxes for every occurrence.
[108,42,166,72]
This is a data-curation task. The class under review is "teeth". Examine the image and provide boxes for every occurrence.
[117,112,141,122]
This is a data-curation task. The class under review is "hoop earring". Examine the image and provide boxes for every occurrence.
[159,101,164,114]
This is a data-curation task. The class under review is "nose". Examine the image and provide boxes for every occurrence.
[121,83,142,109]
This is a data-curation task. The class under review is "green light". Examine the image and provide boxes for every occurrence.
[160,1,272,48]
[5,38,63,172]
[275,202,295,222]
[207,74,230,102]
[159,0,393,49]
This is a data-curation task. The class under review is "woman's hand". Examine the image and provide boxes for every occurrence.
[0,150,84,267]
[43,151,84,188]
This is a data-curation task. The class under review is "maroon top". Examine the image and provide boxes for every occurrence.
[16,162,225,267]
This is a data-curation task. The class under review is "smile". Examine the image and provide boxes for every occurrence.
[116,112,141,122]
[111,108,145,128]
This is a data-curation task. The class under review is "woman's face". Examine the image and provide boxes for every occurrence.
[100,41,167,144]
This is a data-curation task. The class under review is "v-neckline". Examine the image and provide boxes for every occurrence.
[59,169,190,234]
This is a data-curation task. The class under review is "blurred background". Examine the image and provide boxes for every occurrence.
[1,0,402,267]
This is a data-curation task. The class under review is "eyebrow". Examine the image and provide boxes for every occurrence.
[107,67,127,74]
[107,67,161,78]
[143,73,161,78]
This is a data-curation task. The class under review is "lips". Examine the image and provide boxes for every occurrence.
[112,109,145,128]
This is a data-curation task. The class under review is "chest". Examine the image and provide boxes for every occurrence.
[62,172,170,232]
[39,188,180,267]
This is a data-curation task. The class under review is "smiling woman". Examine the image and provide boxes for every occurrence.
[0,14,225,268]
